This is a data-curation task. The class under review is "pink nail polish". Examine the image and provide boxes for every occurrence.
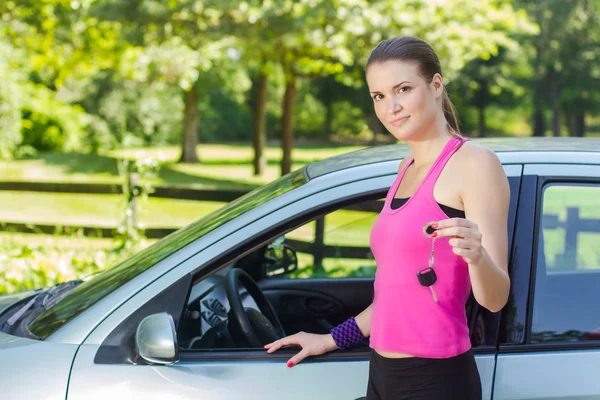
[430,232,438,238]
[287,361,294,368]
[432,222,438,229]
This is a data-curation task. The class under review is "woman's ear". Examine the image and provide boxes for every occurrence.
[432,73,444,98]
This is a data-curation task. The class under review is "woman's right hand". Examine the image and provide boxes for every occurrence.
[264,332,338,368]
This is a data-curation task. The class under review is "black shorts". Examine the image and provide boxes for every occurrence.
[366,348,482,400]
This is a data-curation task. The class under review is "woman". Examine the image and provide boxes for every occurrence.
[264,36,510,400]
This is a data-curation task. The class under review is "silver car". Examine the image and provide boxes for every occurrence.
[0,137,599,400]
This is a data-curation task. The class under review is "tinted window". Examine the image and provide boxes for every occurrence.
[29,168,308,339]
[531,183,600,343]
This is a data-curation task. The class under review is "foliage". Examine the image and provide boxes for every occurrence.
[0,240,131,294]
[0,154,161,295]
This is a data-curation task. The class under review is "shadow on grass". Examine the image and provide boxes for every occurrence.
[19,152,120,176]
[17,151,262,190]
[158,166,260,190]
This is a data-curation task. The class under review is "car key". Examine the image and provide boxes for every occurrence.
[417,267,438,302]
[417,237,438,302]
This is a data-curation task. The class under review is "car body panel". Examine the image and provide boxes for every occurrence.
[0,332,77,400]
[493,350,600,400]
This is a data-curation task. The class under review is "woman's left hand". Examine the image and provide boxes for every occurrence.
[430,218,485,265]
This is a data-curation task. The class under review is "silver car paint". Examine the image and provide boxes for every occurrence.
[0,332,77,400]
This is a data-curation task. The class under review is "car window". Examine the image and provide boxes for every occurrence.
[531,183,600,343]
[28,168,308,340]
[282,197,383,279]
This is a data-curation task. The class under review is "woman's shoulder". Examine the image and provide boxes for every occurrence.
[455,139,502,170]
[453,140,508,192]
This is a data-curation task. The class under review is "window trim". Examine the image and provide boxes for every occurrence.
[503,175,600,352]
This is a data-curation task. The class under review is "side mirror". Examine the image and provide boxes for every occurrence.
[135,312,179,365]
[263,237,298,277]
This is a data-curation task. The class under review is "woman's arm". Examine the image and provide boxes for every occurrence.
[435,145,510,313]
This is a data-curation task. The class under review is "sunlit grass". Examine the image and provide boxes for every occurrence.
[0,191,226,228]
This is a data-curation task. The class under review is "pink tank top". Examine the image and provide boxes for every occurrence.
[369,136,472,358]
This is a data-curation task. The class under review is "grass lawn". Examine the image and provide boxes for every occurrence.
[0,191,225,228]
[0,143,366,258]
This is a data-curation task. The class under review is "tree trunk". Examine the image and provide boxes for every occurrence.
[575,113,585,137]
[367,114,383,145]
[533,108,546,137]
[566,112,575,137]
[252,70,268,176]
[280,76,297,176]
[547,67,561,137]
[324,101,334,136]
[179,86,199,163]
[478,105,486,137]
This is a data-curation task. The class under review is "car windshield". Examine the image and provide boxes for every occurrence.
[28,168,308,340]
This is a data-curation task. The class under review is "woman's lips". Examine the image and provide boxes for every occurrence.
[390,116,410,127]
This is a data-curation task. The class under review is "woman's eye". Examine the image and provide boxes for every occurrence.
[373,94,383,101]
[398,86,411,93]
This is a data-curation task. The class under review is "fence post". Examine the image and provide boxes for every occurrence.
[563,207,580,269]
[313,216,326,274]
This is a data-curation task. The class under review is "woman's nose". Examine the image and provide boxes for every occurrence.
[387,98,402,114]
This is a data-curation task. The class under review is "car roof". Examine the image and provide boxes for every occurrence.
[306,137,600,179]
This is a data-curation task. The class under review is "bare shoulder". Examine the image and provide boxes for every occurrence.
[455,140,509,200]
[455,140,504,177]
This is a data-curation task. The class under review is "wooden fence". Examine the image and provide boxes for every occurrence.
[0,180,383,268]
[4,181,596,269]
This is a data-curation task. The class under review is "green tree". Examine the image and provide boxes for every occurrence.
[558,0,600,137]
[92,0,241,163]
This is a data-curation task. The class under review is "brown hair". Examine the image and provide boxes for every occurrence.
[366,36,462,137]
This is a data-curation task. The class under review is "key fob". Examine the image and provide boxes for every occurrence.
[417,267,437,287]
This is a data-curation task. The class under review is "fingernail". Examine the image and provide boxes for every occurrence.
[263,344,269,348]
[430,232,438,238]
[287,361,294,368]
[432,223,438,229]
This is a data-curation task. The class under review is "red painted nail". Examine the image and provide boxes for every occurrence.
[430,232,438,238]
[432,223,438,229]
[287,361,294,368]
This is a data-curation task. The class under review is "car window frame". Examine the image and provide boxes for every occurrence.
[499,163,600,353]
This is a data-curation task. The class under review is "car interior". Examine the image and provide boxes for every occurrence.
[175,194,499,353]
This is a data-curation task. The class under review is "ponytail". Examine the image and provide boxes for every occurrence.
[442,89,462,138]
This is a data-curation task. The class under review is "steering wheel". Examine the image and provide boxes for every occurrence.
[225,268,285,347]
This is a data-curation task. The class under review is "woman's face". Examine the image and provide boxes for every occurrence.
[366,60,443,141]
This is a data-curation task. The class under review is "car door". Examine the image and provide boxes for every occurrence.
[493,164,600,399]
[66,165,521,400]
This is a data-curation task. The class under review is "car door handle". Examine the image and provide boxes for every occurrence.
[305,297,341,315]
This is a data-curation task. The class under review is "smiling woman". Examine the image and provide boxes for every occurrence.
[265,36,510,400]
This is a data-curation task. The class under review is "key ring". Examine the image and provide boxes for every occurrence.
[418,221,439,302]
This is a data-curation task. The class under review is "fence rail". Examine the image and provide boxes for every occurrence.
[6,181,596,269]
[0,180,386,265]
[0,180,249,202]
